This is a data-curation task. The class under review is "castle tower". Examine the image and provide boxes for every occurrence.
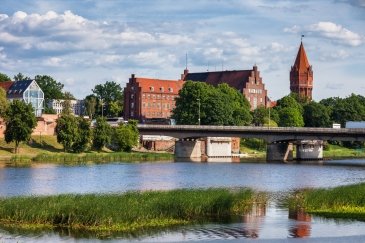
[290,41,313,100]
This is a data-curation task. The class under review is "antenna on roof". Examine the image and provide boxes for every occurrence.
[301,34,305,42]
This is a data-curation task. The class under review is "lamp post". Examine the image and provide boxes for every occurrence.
[197,98,201,125]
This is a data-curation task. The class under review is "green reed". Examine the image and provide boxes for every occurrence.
[0,188,263,233]
[286,183,365,221]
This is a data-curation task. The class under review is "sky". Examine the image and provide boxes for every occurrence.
[0,0,364,101]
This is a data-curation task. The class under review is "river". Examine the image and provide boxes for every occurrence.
[0,159,365,242]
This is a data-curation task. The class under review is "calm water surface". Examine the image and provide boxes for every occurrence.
[1,159,365,242]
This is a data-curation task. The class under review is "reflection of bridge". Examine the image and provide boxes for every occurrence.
[138,125,365,161]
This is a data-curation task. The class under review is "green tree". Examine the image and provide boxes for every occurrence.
[63,91,75,100]
[112,120,139,152]
[252,106,268,126]
[14,72,31,81]
[84,95,97,119]
[92,117,112,151]
[72,117,91,152]
[56,114,78,152]
[0,87,8,116]
[0,72,11,82]
[35,75,64,102]
[4,100,37,153]
[303,101,331,127]
[278,107,304,127]
[109,100,122,117]
[92,81,123,117]
[172,81,252,125]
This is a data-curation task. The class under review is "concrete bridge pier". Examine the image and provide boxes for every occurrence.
[296,140,323,160]
[174,138,202,161]
[266,142,294,162]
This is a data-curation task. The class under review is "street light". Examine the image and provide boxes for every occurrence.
[197,98,201,125]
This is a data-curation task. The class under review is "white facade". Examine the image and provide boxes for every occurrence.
[48,99,85,116]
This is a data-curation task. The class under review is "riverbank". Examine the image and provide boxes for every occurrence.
[286,183,365,221]
[0,188,265,234]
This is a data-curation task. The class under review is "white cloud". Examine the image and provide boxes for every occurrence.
[309,22,363,46]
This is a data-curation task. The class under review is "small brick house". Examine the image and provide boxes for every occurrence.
[123,74,184,122]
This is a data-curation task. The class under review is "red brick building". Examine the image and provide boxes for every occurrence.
[123,74,184,122]
[182,65,269,110]
[290,41,313,100]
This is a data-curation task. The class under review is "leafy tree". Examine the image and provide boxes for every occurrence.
[112,120,139,152]
[63,91,75,100]
[252,106,268,126]
[109,100,123,117]
[0,72,11,82]
[4,100,37,153]
[72,117,91,152]
[92,81,123,117]
[275,95,304,114]
[278,107,304,127]
[303,101,331,127]
[62,99,73,115]
[0,87,8,116]
[43,106,57,114]
[56,114,78,152]
[172,81,252,125]
[14,72,31,81]
[84,95,97,119]
[35,75,64,102]
[93,117,112,151]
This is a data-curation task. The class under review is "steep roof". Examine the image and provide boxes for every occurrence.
[184,70,252,91]
[134,77,184,94]
[293,42,310,71]
[0,81,13,92]
[7,80,34,99]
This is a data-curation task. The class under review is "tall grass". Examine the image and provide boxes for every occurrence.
[286,183,365,221]
[0,188,264,233]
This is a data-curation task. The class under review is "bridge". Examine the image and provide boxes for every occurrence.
[137,125,365,162]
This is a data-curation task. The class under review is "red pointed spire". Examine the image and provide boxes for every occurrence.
[293,42,310,72]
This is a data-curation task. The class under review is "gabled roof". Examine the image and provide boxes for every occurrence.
[6,80,34,99]
[0,81,13,92]
[184,70,252,91]
[293,42,310,71]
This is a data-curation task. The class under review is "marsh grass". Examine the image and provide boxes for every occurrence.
[285,183,365,221]
[0,188,263,233]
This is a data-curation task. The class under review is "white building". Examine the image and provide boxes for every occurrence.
[47,99,85,116]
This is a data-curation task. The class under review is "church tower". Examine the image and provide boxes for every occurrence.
[290,41,313,100]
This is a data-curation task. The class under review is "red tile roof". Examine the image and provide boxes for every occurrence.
[293,42,310,71]
[0,81,14,92]
[134,77,184,94]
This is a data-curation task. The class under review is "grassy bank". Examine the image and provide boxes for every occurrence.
[286,183,365,221]
[0,135,173,165]
[0,188,265,233]
[323,144,365,159]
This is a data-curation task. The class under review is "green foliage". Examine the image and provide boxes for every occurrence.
[303,101,331,127]
[43,106,56,114]
[61,100,73,115]
[4,100,37,153]
[84,95,97,119]
[92,81,123,117]
[252,106,268,126]
[112,120,139,152]
[72,117,91,153]
[92,117,112,151]
[63,91,75,100]
[13,72,31,81]
[0,189,258,232]
[278,107,304,127]
[55,114,78,152]
[35,75,64,106]
[172,81,252,125]
[0,72,11,82]
[56,115,91,153]
[0,87,8,116]
[241,138,267,151]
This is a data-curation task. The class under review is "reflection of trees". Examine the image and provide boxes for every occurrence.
[289,208,312,238]
[242,203,266,238]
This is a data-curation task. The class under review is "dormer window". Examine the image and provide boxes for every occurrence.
[160,87,164,92]
[150,86,154,91]
[168,87,173,93]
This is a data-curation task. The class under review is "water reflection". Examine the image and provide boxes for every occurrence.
[288,208,312,238]
[242,203,266,238]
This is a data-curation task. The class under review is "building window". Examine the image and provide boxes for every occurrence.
[131,94,134,99]
[147,94,150,99]
[142,94,146,98]
[131,86,135,91]
[160,87,164,92]
[150,86,154,91]
[253,97,257,109]
[168,87,173,93]
[130,111,134,117]
[153,95,156,99]
[131,102,134,108]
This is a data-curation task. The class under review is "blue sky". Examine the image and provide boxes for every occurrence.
[0,0,364,100]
